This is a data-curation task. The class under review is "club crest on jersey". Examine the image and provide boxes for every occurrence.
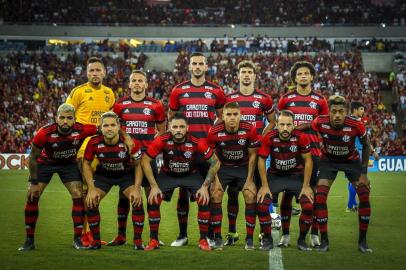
[123,100,131,105]
[321,124,330,129]
[218,132,226,137]
[254,94,263,99]
[204,92,213,99]
[118,151,127,159]
[144,101,152,105]
[342,135,350,142]
[238,139,246,145]
[184,151,192,158]
[309,101,317,109]
[230,94,239,99]
[343,127,352,132]
[238,131,246,135]
[143,108,151,115]
[290,145,298,152]
[252,101,260,108]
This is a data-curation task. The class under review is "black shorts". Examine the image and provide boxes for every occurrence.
[94,173,134,193]
[310,155,320,187]
[318,159,361,182]
[37,163,81,184]
[156,172,204,201]
[268,173,303,199]
[218,166,248,191]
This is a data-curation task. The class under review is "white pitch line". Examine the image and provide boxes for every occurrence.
[269,230,284,270]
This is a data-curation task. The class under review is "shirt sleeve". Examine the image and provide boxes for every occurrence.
[311,117,320,132]
[299,133,311,154]
[263,94,274,115]
[32,127,48,148]
[215,88,226,109]
[198,138,213,160]
[83,124,98,137]
[319,97,329,115]
[131,139,142,161]
[257,133,272,158]
[248,125,261,148]
[83,138,96,161]
[112,102,122,118]
[108,90,115,110]
[168,87,180,111]
[356,121,367,139]
[206,128,216,149]
[155,101,166,123]
[277,96,286,111]
[65,88,81,110]
[146,136,164,159]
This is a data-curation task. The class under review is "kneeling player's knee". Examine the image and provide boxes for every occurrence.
[243,189,256,203]
[211,189,224,203]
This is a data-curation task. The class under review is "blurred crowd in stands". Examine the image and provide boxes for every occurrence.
[1,48,405,155]
[2,0,404,26]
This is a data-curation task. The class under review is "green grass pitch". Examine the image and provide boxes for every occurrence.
[0,171,405,270]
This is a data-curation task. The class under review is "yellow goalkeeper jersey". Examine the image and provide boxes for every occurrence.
[66,82,115,125]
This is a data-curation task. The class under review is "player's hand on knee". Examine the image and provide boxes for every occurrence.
[196,186,210,205]
[27,183,40,202]
[257,186,272,203]
[129,186,143,207]
[86,188,100,208]
[148,186,162,205]
[299,185,314,203]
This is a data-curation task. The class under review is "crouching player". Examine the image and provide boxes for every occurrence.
[19,104,98,251]
[82,112,144,250]
[257,110,314,251]
[142,113,219,251]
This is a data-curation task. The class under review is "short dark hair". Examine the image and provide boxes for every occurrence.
[238,60,256,74]
[328,95,346,108]
[131,70,147,80]
[87,57,105,67]
[190,52,205,59]
[290,61,316,84]
[278,110,295,121]
[350,101,364,113]
[224,101,240,110]
[171,112,188,123]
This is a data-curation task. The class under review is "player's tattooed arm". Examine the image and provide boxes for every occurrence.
[246,148,258,183]
[168,109,177,121]
[295,123,311,131]
[156,122,166,137]
[119,129,135,153]
[262,111,276,135]
[203,154,220,188]
[28,144,42,184]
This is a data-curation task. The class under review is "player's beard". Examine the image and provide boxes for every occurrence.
[58,124,72,134]
[298,82,309,88]
[280,131,291,140]
[132,89,144,95]
[173,133,186,143]
[242,80,252,87]
[192,70,204,79]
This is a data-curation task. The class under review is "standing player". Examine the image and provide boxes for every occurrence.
[141,113,219,251]
[83,112,143,250]
[109,70,166,246]
[256,110,314,251]
[65,56,115,246]
[277,61,329,247]
[168,52,225,246]
[299,95,372,252]
[223,60,275,245]
[206,102,265,250]
[346,101,379,212]
[18,104,97,251]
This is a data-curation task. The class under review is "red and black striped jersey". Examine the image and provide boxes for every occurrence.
[32,123,97,165]
[206,121,260,167]
[311,115,366,162]
[113,96,165,151]
[258,130,311,175]
[169,80,226,138]
[84,135,142,176]
[225,89,274,135]
[146,132,213,176]
[277,91,329,156]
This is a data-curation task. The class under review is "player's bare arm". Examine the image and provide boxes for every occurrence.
[358,135,371,189]
[82,159,99,208]
[299,152,314,203]
[168,109,177,121]
[119,129,135,153]
[197,154,220,205]
[141,155,162,204]
[130,159,143,207]
[295,122,311,131]
[27,144,43,201]
[262,111,276,135]
[257,156,272,203]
